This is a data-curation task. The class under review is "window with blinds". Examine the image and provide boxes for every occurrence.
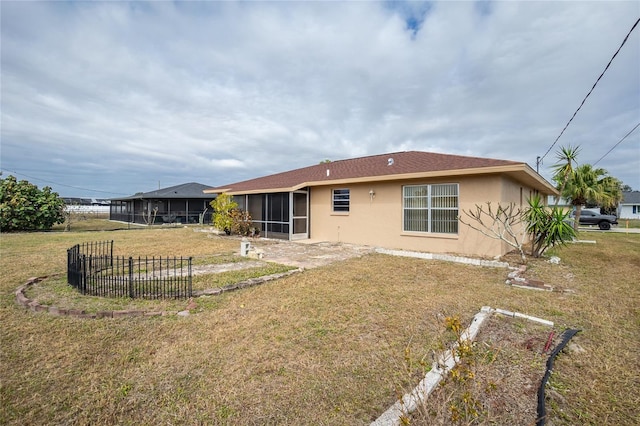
[403,183,458,234]
[332,189,350,212]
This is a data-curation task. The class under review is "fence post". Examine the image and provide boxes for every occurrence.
[188,257,193,297]
[81,254,87,294]
[67,248,71,285]
[128,257,134,298]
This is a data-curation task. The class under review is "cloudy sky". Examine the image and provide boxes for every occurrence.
[1,1,639,197]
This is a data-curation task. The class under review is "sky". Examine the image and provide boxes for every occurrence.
[1,1,639,198]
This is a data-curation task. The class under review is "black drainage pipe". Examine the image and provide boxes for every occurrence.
[536,328,581,426]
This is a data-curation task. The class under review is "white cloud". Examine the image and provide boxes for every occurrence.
[1,1,639,196]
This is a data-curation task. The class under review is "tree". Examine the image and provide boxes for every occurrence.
[551,145,580,207]
[459,198,576,262]
[459,202,528,262]
[0,175,66,232]
[210,193,237,233]
[560,164,622,231]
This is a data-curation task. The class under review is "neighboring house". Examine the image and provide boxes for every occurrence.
[547,195,572,211]
[63,197,94,206]
[63,197,110,214]
[618,191,640,219]
[110,182,216,225]
[204,151,558,258]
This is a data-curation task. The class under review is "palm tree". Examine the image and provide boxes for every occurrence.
[562,164,620,231]
[600,175,623,215]
[551,145,580,207]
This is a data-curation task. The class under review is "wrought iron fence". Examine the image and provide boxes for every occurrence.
[67,241,192,299]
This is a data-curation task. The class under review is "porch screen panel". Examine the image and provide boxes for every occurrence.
[293,192,306,217]
[233,196,246,211]
[247,195,264,221]
[293,218,306,234]
[267,193,289,223]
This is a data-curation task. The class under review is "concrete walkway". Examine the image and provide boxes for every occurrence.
[239,238,376,269]
[578,226,640,234]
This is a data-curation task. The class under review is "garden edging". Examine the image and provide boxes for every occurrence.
[15,268,304,319]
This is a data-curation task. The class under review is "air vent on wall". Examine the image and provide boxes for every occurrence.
[388,158,394,166]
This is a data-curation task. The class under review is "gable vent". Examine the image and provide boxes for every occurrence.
[388,158,394,166]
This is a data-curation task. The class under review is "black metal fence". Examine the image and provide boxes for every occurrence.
[67,241,192,299]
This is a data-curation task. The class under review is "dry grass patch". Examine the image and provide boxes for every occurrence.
[409,315,553,425]
[1,228,639,425]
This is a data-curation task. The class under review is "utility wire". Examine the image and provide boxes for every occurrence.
[0,168,129,196]
[539,17,640,164]
[593,122,640,166]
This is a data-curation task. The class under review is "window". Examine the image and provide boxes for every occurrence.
[633,205,639,214]
[403,184,458,234]
[332,189,350,212]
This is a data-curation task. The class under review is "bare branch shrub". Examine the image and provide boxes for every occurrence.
[459,202,527,262]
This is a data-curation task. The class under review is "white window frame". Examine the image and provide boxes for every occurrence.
[403,183,459,234]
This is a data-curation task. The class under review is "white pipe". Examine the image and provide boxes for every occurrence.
[493,308,554,327]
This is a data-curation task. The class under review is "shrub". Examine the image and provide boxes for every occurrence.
[210,193,237,233]
[229,209,254,236]
[524,195,576,257]
[0,175,65,232]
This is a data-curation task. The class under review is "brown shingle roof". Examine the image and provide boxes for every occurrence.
[206,151,551,194]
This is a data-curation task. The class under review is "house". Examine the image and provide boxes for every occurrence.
[205,151,558,258]
[618,191,640,220]
[110,182,216,225]
[63,198,110,214]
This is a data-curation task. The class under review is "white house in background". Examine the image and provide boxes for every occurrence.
[618,191,640,219]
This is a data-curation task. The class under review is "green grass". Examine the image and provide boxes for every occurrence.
[1,225,639,425]
[616,218,640,229]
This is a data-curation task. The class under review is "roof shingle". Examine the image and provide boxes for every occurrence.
[206,151,524,193]
[112,182,215,200]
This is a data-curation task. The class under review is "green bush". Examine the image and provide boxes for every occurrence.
[524,195,576,257]
[0,175,66,232]
[210,193,237,233]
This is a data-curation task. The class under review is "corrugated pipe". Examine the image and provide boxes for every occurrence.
[536,329,581,426]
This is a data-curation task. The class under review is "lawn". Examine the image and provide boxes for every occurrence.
[1,226,638,425]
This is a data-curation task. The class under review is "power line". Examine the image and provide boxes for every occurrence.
[593,122,640,166]
[539,17,640,164]
[0,168,129,196]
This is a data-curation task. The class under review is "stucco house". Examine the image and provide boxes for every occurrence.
[204,151,558,258]
[618,191,640,219]
[110,182,215,225]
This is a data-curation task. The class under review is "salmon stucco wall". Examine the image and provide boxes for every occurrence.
[309,175,536,258]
